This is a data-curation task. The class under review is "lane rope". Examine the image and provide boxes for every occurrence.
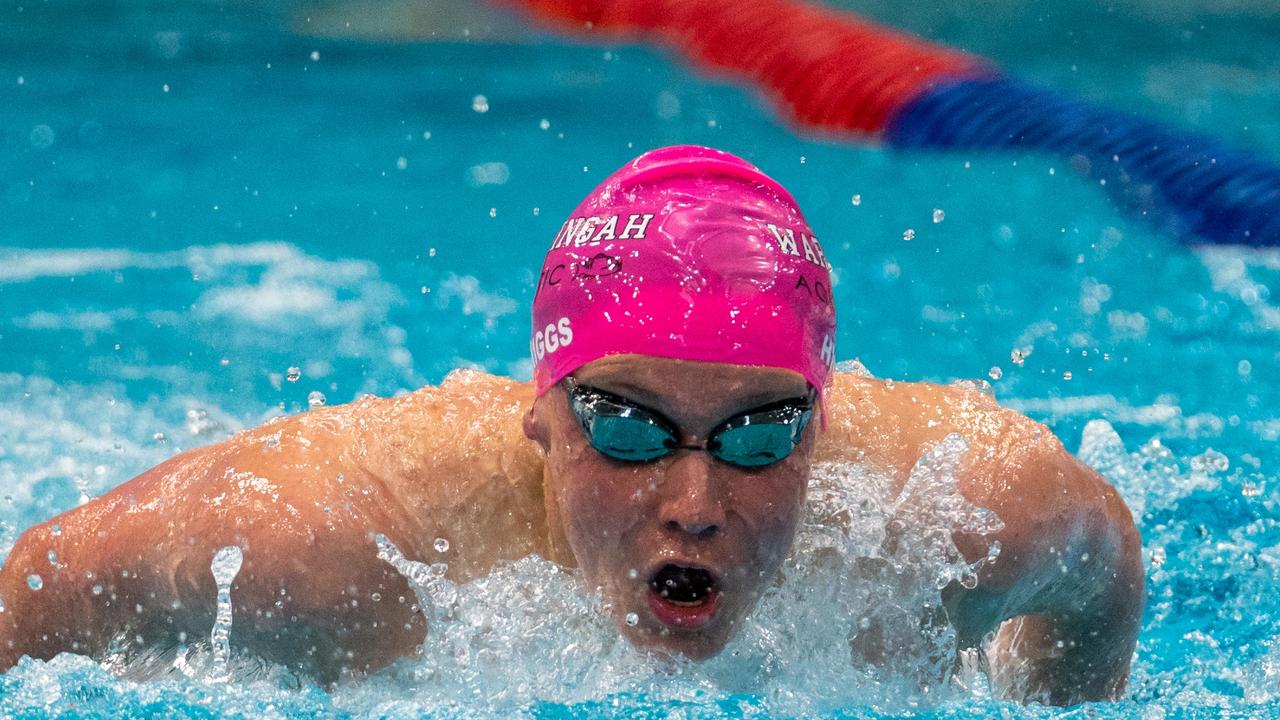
[503,0,1279,246]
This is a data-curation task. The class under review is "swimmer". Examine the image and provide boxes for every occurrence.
[0,146,1142,706]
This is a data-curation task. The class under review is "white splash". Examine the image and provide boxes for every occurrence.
[354,436,1003,716]
[209,545,244,680]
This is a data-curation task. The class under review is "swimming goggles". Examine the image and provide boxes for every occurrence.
[563,377,814,468]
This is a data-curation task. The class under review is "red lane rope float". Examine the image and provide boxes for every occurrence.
[499,0,991,135]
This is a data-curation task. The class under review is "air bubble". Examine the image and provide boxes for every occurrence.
[26,574,42,591]
[1062,371,1073,380]
[625,612,639,627]
[285,366,301,382]
[902,228,915,241]
[92,584,103,595]
[471,95,490,113]
[309,50,320,61]
[434,537,450,553]
[851,194,862,206]
[988,366,1003,380]
[1010,349,1028,366]
[539,119,550,130]
[28,124,55,150]
[47,550,57,565]
[932,208,945,223]
[308,391,327,408]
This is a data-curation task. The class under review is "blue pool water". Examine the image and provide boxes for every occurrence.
[2,0,1279,717]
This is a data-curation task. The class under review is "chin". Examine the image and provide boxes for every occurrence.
[613,603,740,661]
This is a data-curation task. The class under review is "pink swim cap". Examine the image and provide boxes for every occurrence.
[531,145,836,402]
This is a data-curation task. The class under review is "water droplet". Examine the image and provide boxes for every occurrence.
[211,546,243,585]
[285,366,301,382]
[902,228,915,241]
[539,118,550,130]
[625,612,639,627]
[434,537,450,553]
[850,194,862,206]
[307,391,327,408]
[1062,371,1073,380]
[471,94,489,113]
[26,574,42,591]
[932,208,945,223]
[988,366,1003,380]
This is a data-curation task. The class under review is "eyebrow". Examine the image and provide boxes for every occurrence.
[585,379,806,415]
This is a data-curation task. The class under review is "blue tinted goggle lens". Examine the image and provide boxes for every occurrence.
[565,380,812,468]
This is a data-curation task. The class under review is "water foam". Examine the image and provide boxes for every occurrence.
[349,435,1002,716]
[0,242,415,403]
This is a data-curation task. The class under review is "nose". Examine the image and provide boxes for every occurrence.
[657,452,726,539]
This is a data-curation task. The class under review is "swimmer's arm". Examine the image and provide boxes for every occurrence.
[944,440,1144,706]
[0,430,426,682]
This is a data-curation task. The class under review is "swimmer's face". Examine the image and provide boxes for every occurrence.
[524,355,815,659]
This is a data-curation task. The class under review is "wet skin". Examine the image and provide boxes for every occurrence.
[0,356,1143,705]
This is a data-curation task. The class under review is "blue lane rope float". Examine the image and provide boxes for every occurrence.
[887,78,1280,246]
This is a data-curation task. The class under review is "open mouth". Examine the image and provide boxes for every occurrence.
[647,564,721,629]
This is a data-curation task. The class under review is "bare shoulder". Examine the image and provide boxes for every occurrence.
[819,371,1135,551]
[346,369,540,494]
[0,371,544,678]
[819,371,1068,485]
